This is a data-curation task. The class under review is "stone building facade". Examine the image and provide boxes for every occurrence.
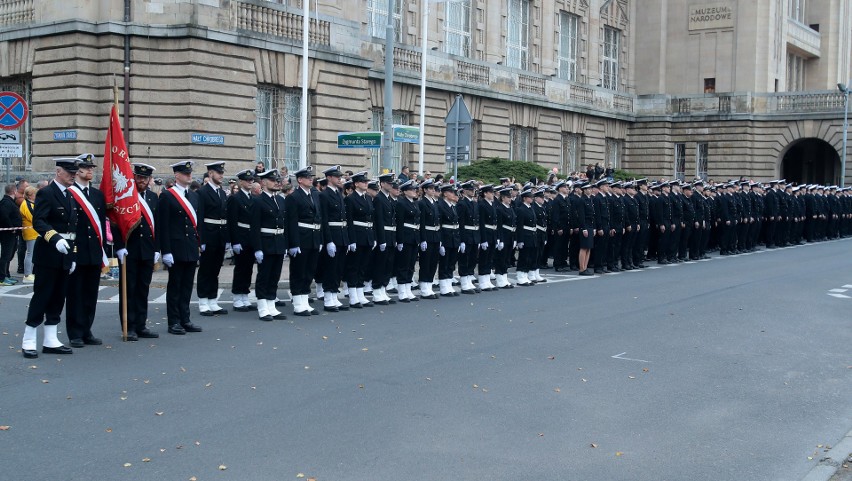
[0,0,848,185]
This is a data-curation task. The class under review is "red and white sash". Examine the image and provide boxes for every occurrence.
[68,185,109,268]
[167,187,199,239]
[139,194,155,239]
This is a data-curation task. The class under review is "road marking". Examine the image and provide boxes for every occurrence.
[843,285,852,289]
[828,288,848,293]
[611,352,651,363]
[828,293,851,299]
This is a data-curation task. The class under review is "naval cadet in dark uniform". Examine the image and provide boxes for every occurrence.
[318,165,349,312]
[66,153,107,348]
[493,187,517,288]
[286,165,322,316]
[20,159,78,358]
[550,181,571,271]
[196,161,230,316]
[457,180,481,294]
[633,179,650,268]
[370,172,397,305]
[476,184,498,291]
[437,183,462,296]
[158,161,204,335]
[344,171,375,308]
[394,179,421,302]
[226,169,257,312]
[417,179,441,299]
[251,169,288,321]
[114,163,160,341]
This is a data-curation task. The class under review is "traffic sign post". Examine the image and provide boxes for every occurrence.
[445,94,472,182]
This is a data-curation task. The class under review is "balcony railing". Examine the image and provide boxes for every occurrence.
[456,60,489,85]
[231,0,331,46]
[637,91,845,117]
[786,18,821,58]
[393,46,421,72]
[0,0,33,28]
[518,74,546,96]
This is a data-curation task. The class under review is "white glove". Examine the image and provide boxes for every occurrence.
[55,238,70,255]
[379,243,386,252]
[396,243,404,252]
[419,241,427,251]
[347,243,356,253]
[162,253,174,267]
[254,250,263,264]
[513,241,518,249]
[232,244,242,255]
[518,242,525,249]
[439,245,446,256]
[116,248,128,263]
[496,241,504,251]
[225,243,231,250]
[69,261,76,274]
[372,241,377,250]
[201,244,206,253]
[288,247,301,257]
[154,252,161,264]
[459,242,466,254]
[480,242,488,250]
[326,242,336,257]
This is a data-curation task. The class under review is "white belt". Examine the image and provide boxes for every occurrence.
[503,225,516,232]
[260,228,285,235]
[403,223,419,229]
[441,224,459,230]
[204,218,227,225]
[327,221,345,227]
[464,225,478,231]
[484,224,497,230]
[298,222,321,230]
[352,221,373,228]
[424,225,440,231]
[237,222,250,229]
[60,233,76,240]
[523,225,537,232]
[384,226,396,232]
[536,225,547,231]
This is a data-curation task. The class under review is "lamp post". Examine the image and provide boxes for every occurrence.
[839,83,849,188]
[418,0,448,177]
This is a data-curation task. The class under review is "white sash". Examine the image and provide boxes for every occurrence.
[168,187,198,228]
[68,185,109,267]
[139,194,155,237]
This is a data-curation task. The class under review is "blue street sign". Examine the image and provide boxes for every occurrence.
[0,91,28,130]
[53,130,78,141]
[191,133,225,145]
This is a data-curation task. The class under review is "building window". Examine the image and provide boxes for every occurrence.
[560,133,581,174]
[704,78,716,93]
[558,12,579,81]
[509,126,534,162]
[786,52,806,91]
[367,0,402,42]
[0,77,31,171]
[604,137,621,170]
[601,26,620,90]
[256,86,304,174]
[696,142,709,180]
[674,143,686,181]
[506,0,530,70]
[371,109,407,174]
[445,0,471,57]
[788,0,806,22]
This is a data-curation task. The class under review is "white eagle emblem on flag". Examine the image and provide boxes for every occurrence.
[112,164,135,201]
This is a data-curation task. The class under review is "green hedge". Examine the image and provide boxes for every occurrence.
[448,158,551,184]
[612,169,645,181]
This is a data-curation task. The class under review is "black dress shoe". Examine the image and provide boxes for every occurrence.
[233,305,252,312]
[124,333,138,342]
[410,296,419,301]
[452,292,459,296]
[168,325,186,335]
[387,299,397,304]
[275,300,287,307]
[362,301,374,307]
[579,269,594,276]
[323,306,339,312]
[387,288,397,294]
[43,345,73,354]
[421,294,438,300]
[199,311,215,317]
[22,349,38,359]
[501,284,514,289]
[69,339,84,348]
[209,308,228,315]
[181,323,202,333]
[83,336,102,345]
[461,289,476,294]
[137,329,159,339]
[337,304,350,310]
[258,315,273,322]
[349,303,363,308]
[293,310,312,317]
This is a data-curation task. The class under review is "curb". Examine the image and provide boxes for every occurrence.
[800,428,852,481]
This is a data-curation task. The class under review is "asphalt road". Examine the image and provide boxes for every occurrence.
[1,239,850,481]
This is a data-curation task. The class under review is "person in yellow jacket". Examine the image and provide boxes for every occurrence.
[19,186,37,282]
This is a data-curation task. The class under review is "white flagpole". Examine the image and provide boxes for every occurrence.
[418,0,429,177]
[300,0,310,170]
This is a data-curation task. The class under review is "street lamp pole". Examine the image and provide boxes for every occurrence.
[840,83,849,188]
[382,0,396,174]
[417,0,429,177]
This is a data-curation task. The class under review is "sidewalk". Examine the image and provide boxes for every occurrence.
[100,257,292,289]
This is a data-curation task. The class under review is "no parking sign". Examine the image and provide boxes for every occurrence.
[0,91,28,130]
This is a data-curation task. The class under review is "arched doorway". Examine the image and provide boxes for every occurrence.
[780,138,840,185]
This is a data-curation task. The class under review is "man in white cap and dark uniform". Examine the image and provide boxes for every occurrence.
[227,169,257,311]
[196,161,230,316]
[318,165,349,312]
[251,169,288,321]
[285,165,322,316]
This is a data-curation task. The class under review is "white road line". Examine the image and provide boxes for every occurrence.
[843,285,852,289]
[828,288,848,293]
[611,352,651,363]
[827,293,850,299]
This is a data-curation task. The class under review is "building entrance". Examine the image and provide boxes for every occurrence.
[780,138,840,185]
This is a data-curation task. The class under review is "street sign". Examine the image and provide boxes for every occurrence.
[0,92,28,130]
[392,125,420,143]
[191,133,225,145]
[0,130,18,143]
[53,130,78,141]
[445,94,473,180]
[0,144,22,157]
[337,131,383,149]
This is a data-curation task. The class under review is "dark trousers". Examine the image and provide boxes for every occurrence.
[458,246,478,276]
[607,232,621,268]
[0,233,15,279]
[621,230,635,267]
[765,220,777,246]
[569,232,581,269]
[633,223,649,265]
[166,260,196,326]
[254,253,283,300]
[656,228,670,261]
[26,263,69,327]
[231,249,255,295]
[370,248,393,288]
[197,244,225,299]
[552,232,569,268]
[493,243,511,275]
[65,264,101,340]
[478,244,495,275]
[418,242,440,282]
[438,247,458,280]
[668,224,681,260]
[517,244,536,272]
[320,243,346,292]
[16,234,25,273]
[593,233,609,270]
[289,247,319,295]
[344,245,372,288]
[119,257,154,334]
[737,222,749,250]
[679,225,692,259]
[394,243,418,284]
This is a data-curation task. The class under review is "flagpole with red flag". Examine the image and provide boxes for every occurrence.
[100,79,141,341]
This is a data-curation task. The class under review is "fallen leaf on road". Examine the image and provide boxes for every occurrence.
[628,376,636,379]
[155,412,164,416]
[554,387,561,393]
[218,464,227,470]
[142,458,151,462]
[297,474,305,479]
[41,379,49,384]
[616,452,623,457]
[590,443,598,448]
[123,463,132,467]
[29,365,37,369]
[642,368,649,372]
[180,367,187,372]
[205,382,212,388]
[0,426,10,431]
[105,428,112,433]
[548,356,555,360]
[538,433,544,437]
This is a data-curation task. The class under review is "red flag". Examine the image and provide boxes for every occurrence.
[100,104,141,243]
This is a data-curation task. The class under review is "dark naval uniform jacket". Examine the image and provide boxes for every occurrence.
[33,181,77,270]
